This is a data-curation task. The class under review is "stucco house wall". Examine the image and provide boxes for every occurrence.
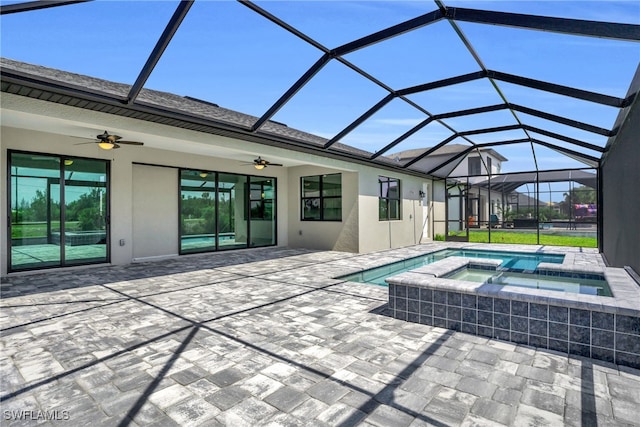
[357,169,429,252]
[0,125,292,273]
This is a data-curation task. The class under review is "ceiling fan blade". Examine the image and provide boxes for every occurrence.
[113,143,121,149]
[117,141,144,146]
[267,163,283,167]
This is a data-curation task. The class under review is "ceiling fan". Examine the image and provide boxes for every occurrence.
[75,130,144,150]
[243,156,283,170]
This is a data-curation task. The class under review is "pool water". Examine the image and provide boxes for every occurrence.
[340,249,564,286]
[447,268,612,297]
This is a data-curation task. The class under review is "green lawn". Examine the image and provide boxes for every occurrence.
[448,230,597,248]
[11,222,81,238]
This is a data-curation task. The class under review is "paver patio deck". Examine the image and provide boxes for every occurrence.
[1,243,639,426]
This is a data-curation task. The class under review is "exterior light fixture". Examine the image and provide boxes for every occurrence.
[419,190,426,198]
[254,164,265,170]
[98,142,115,150]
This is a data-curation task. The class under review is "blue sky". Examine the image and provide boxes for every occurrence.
[1,0,639,174]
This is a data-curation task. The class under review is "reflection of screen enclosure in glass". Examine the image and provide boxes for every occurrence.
[9,152,108,271]
[250,176,276,247]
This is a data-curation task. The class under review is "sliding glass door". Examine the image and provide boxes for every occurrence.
[249,176,276,247]
[9,152,109,271]
[217,173,248,250]
[63,158,108,263]
[179,170,276,254]
[10,153,62,269]
[179,170,217,254]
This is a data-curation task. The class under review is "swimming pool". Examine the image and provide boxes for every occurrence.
[340,249,564,286]
[446,267,612,297]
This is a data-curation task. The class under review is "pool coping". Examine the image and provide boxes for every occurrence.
[377,248,640,368]
[384,255,640,318]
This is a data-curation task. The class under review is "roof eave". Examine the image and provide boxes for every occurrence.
[0,64,438,181]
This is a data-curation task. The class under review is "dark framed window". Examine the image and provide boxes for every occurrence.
[379,176,401,221]
[301,173,342,221]
[468,157,482,176]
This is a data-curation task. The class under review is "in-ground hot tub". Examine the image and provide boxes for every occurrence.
[384,254,640,369]
[444,265,613,297]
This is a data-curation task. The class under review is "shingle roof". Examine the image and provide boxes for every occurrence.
[1,57,384,166]
[390,144,509,162]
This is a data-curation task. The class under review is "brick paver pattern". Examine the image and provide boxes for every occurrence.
[1,243,639,426]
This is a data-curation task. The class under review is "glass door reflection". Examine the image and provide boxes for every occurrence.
[63,158,108,264]
[180,170,217,253]
[217,173,248,250]
[9,153,62,270]
[9,153,109,271]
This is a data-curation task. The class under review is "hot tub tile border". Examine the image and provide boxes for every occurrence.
[388,279,640,369]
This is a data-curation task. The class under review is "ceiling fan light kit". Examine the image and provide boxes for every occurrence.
[74,130,144,150]
[247,156,283,170]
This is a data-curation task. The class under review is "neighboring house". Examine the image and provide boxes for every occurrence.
[389,144,507,177]
[390,145,508,230]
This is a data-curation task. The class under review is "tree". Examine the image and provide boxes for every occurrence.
[26,190,49,221]
[559,185,596,217]
[566,186,596,204]
[66,188,106,230]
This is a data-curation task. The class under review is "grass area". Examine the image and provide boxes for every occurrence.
[11,222,81,238]
[448,230,597,248]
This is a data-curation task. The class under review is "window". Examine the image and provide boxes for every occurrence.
[379,176,401,221]
[487,157,492,175]
[468,157,482,176]
[301,173,342,221]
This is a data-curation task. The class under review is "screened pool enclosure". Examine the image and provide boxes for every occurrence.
[1,1,639,272]
[437,169,599,247]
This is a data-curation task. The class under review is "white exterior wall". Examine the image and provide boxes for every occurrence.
[1,93,438,274]
[132,165,179,260]
[287,166,359,253]
[357,169,430,252]
[0,126,290,274]
[287,165,433,253]
[431,180,447,239]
